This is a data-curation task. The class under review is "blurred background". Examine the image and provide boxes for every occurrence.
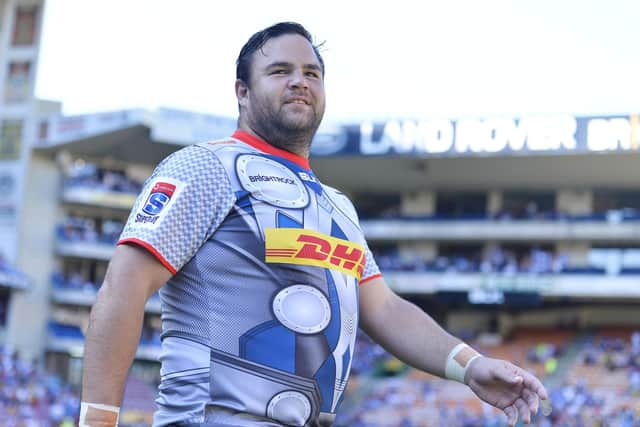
[1,0,640,426]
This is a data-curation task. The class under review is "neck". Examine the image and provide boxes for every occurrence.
[238,122,311,159]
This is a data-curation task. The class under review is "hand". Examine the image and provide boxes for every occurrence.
[464,357,549,426]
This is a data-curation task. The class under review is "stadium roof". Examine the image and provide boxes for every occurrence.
[33,109,640,192]
[35,124,177,166]
[34,108,237,166]
[310,152,640,192]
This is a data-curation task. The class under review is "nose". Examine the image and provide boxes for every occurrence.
[288,69,309,90]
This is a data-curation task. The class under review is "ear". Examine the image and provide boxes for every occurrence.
[235,79,249,108]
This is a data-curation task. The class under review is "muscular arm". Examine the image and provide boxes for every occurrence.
[358,276,460,377]
[81,244,172,410]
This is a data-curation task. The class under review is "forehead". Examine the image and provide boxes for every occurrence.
[251,34,321,70]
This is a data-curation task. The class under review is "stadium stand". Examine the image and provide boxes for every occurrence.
[2,3,640,422]
[336,328,640,426]
[3,111,637,426]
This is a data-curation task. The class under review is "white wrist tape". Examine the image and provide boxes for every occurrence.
[79,402,120,427]
[445,343,483,384]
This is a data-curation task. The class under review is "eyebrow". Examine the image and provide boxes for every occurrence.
[266,61,322,72]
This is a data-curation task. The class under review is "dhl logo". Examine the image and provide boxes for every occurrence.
[265,228,365,280]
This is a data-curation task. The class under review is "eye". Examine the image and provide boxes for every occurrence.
[271,69,288,75]
[305,71,320,78]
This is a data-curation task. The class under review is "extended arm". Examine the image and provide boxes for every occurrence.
[359,276,460,377]
[81,244,172,426]
[358,277,548,426]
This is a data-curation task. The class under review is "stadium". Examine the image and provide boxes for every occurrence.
[2,1,640,426]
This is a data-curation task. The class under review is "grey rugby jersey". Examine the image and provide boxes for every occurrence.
[118,130,382,427]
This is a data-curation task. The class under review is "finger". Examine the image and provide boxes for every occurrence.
[504,405,518,427]
[540,398,553,416]
[515,397,531,424]
[522,387,539,415]
[492,361,524,385]
[521,370,549,400]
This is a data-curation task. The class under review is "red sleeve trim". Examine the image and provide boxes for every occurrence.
[359,273,382,286]
[118,238,177,275]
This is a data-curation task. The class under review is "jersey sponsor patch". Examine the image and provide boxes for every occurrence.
[134,177,185,229]
[265,228,365,280]
[236,155,309,209]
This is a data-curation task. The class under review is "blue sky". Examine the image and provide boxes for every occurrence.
[36,0,640,121]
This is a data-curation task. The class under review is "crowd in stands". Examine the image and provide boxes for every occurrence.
[56,217,124,245]
[48,309,161,349]
[3,324,640,426]
[365,209,640,222]
[0,344,158,427]
[336,329,640,427]
[47,320,161,350]
[64,162,141,195]
[373,245,570,275]
[338,379,640,427]
[372,245,640,276]
[47,320,161,353]
[579,332,640,393]
[541,380,639,427]
[51,270,99,292]
[51,270,161,303]
[527,342,563,376]
[357,195,640,222]
[493,200,554,221]
[49,270,162,348]
[350,332,393,377]
[0,345,79,427]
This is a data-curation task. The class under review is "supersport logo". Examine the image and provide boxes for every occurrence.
[134,178,184,227]
[264,228,365,280]
[142,181,176,215]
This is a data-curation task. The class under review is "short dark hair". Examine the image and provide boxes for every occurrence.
[236,22,325,86]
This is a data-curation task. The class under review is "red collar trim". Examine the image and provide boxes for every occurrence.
[231,130,311,170]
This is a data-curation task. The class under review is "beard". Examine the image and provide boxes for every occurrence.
[248,96,325,156]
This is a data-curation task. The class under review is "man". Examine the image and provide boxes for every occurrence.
[80,22,548,427]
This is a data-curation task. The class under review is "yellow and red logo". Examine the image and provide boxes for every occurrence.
[265,228,365,280]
